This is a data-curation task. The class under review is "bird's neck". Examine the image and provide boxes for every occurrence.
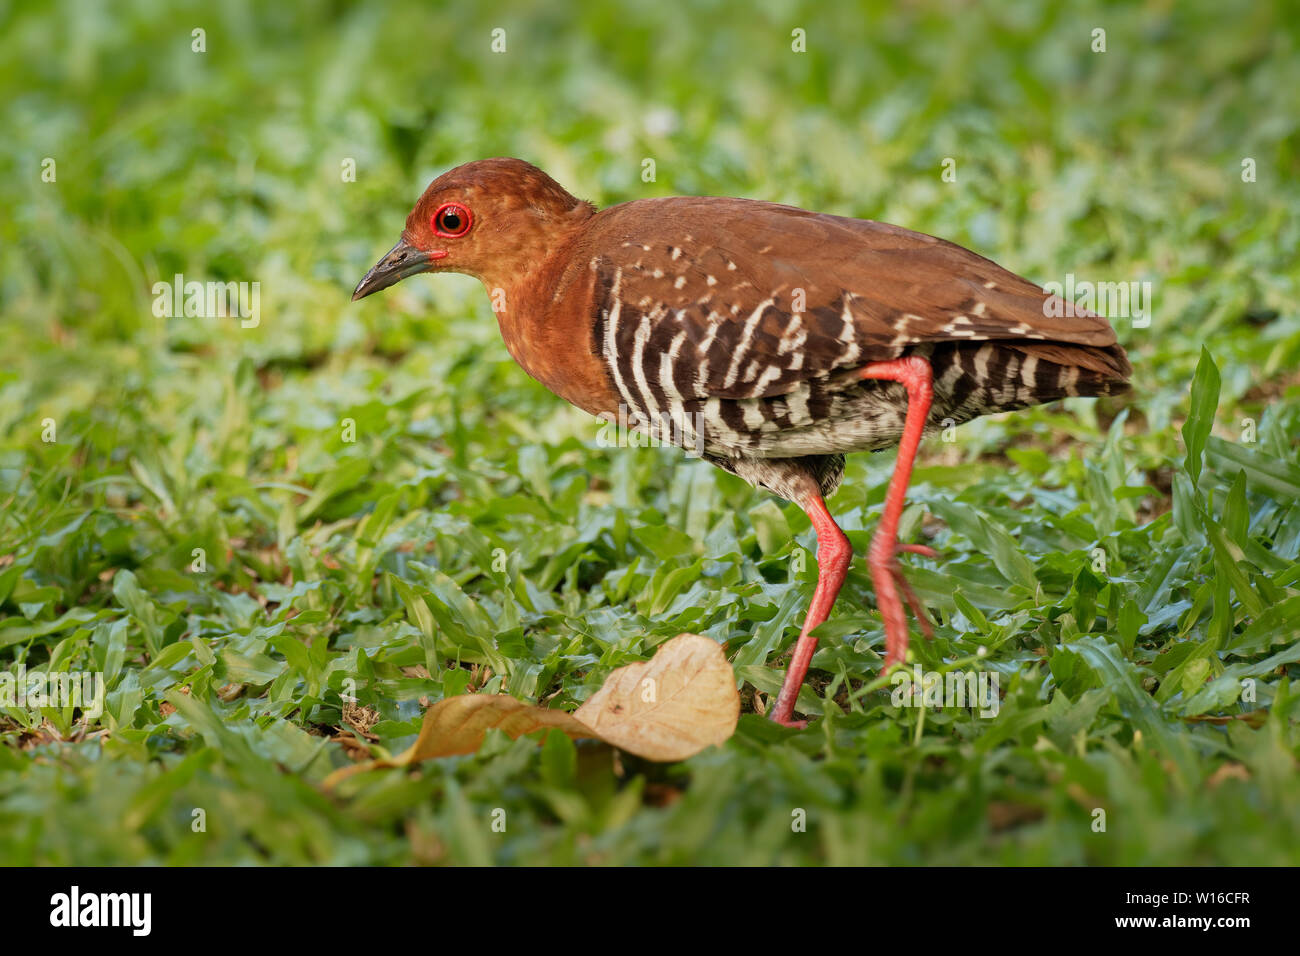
[484,217,620,419]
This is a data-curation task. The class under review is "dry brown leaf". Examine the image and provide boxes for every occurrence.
[322,696,593,788]
[402,694,595,761]
[323,633,738,789]
[1207,762,1251,787]
[574,632,739,762]
[987,801,1046,832]
[334,731,374,762]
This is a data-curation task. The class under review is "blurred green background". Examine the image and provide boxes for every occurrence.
[1,0,1298,865]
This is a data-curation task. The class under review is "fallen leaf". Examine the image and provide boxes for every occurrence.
[334,731,374,762]
[323,633,738,789]
[987,801,1045,831]
[322,695,593,788]
[1183,711,1268,728]
[1207,762,1251,787]
[644,783,685,807]
[405,694,595,761]
[575,632,740,761]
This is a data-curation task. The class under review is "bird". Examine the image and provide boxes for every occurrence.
[353,157,1131,727]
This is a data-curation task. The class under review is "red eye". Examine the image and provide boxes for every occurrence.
[432,202,472,238]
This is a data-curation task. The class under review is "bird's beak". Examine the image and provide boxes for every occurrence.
[352,237,441,301]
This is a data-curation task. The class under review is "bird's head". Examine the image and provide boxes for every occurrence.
[352,157,595,301]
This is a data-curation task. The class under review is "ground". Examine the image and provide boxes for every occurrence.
[1,0,1298,864]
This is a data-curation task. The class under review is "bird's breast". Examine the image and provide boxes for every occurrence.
[488,268,624,422]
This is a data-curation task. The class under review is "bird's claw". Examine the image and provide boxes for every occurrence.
[896,542,939,560]
[890,545,936,640]
[874,540,939,667]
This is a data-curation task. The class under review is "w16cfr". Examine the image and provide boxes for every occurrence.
[1127,892,1251,907]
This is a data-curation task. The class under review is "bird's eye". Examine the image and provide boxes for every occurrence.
[432,202,472,238]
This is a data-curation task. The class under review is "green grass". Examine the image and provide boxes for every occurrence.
[2,0,1299,865]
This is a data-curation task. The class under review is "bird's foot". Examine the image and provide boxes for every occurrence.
[891,543,937,640]
[871,540,939,669]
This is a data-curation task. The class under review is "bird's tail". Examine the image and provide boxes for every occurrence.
[1005,340,1132,399]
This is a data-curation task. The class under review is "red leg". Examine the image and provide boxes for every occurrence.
[859,356,935,669]
[767,355,935,726]
[768,495,851,727]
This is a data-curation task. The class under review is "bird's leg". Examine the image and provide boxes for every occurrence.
[768,494,852,727]
[858,356,935,669]
[768,356,936,726]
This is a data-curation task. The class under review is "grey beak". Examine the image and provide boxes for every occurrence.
[352,238,434,301]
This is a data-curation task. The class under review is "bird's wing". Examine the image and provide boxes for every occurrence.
[587,197,1128,401]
